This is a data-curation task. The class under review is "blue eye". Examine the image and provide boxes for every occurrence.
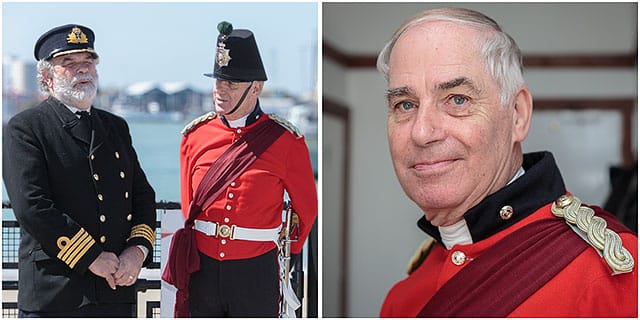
[400,101,415,111]
[451,95,467,105]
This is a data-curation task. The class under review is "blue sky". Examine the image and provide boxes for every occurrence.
[2,2,318,95]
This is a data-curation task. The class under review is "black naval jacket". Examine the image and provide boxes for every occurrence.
[3,96,156,312]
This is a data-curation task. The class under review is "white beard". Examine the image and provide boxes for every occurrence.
[51,72,99,107]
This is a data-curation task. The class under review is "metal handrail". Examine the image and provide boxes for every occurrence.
[2,200,181,210]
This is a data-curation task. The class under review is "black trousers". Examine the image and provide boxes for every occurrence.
[18,303,134,318]
[189,249,279,317]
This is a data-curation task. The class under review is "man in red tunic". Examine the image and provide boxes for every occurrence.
[376,7,637,317]
[178,22,317,317]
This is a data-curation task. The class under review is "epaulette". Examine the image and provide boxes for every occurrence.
[407,237,437,274]
[268,114,302,139]
[551,194,634,274]
[181,112,217,136]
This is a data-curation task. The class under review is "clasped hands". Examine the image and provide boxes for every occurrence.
[88,246,144,290]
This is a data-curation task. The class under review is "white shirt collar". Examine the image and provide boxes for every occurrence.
[65,105,92,116]
[438,166,525,249]
[226,114,250,128]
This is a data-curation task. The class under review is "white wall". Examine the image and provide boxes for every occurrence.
[322,2,637,317]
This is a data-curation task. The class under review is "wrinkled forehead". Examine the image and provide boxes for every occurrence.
[387,20,499,93]
[390,21,486,69]
[395,20,488,54]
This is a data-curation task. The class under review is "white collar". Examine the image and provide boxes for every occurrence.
[438,166,525,249]
[438,219,473,250]
[65,105,92,116]
[227,114,249,128]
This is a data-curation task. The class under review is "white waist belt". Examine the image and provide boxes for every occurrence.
[194,219,280,242]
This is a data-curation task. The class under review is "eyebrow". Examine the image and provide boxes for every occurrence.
[435,77,479,94]
[385,86,415,103]
[58,55,93,64]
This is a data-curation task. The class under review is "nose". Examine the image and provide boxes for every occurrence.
[410,102,446,146]
[75,61,92,74]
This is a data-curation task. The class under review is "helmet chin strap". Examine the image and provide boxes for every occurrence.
[225,81,254,117]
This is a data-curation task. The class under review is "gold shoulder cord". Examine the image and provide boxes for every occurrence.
[268,114,302,139]
[551,194,634,274]
[181,112,217,136]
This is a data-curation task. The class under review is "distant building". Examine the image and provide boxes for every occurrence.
[1,56,315,128]
[3,55,38,95]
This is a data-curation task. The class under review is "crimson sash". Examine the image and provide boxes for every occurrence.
[418,208,631,317]
[162,118,285,317]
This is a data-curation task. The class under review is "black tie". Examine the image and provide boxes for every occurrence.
[76,110,91,124]
[75,111,93,142]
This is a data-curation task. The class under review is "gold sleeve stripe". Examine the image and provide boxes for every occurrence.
[56,228,96,269]
[60,232,90,262]
[128,224,156,246]
[57,228,89,260]
[130,225,154,239]
[68,237,95,269]
[129,231,154,241]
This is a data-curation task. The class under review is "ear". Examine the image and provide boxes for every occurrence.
[252,81,264,96]
[42,69,54,91]
[511,85,533,143]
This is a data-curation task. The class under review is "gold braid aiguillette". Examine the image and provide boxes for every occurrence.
[551,194,634,274]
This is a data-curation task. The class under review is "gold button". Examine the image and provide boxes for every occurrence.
[98,194,103,201]
[500,205,513,220]
[99,215,106,222]
[100,236,106,243]
[127,214,132,221]
[93,174,99,181]
[125,191,129,199]
[115,151,120,159]
[120,171,125,179]
[451,251,466,266]
[555,194,573,209]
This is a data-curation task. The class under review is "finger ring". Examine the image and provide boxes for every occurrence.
[129,275,134,280]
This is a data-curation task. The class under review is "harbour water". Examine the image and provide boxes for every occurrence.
[2,119,318,220]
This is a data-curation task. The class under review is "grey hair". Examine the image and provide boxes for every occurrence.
[36,59,54,95]
[376,7,524,106]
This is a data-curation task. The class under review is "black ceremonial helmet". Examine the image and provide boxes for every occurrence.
[204,21,267,82]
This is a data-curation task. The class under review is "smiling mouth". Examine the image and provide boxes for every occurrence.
[215,97,229,106]
[411,159,460,174]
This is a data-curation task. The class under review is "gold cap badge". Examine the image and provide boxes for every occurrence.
[216,42,231,67]
[67,27,89,44]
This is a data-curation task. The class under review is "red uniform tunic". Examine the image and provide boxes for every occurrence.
[180,112,317,261]
[380,203,638,317]
[381,152,637,317]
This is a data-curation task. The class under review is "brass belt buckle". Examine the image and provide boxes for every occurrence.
[217,224,235,239]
